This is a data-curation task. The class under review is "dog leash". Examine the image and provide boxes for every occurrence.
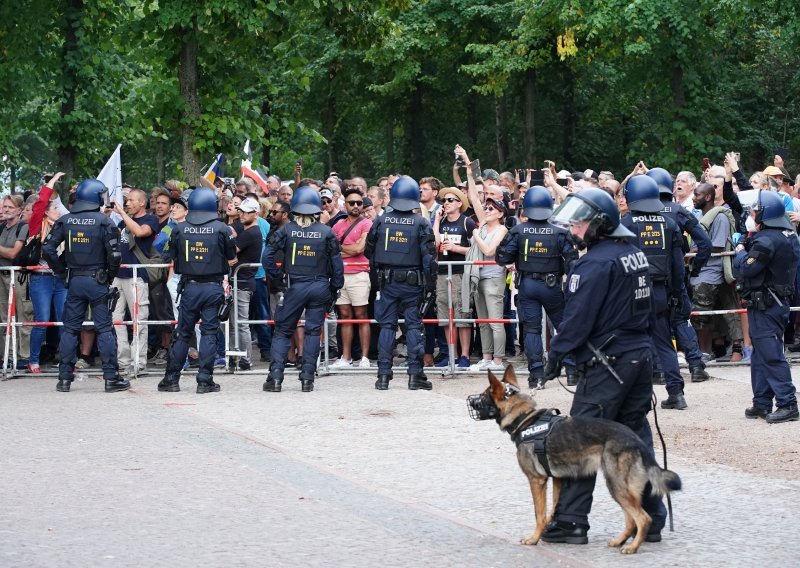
[650,391,674,533]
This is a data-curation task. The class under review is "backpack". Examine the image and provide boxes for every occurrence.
[125,229,169,285]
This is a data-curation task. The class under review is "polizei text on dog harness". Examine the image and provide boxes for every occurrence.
[513,409,565,477]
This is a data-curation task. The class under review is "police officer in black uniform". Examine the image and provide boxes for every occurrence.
[621,175,687,410]
[541,188,667,544]
[365,176,437,391]
[496,186,577,389]
[42,179,130,393]
[647,167,712,383]
[262,186,344,393]
[158,187,236,394]
[734,191,800,423]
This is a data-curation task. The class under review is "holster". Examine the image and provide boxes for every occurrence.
[95,268,109,286]
[107,287,120,312]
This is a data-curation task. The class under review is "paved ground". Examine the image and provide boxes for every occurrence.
[1,361,798,567]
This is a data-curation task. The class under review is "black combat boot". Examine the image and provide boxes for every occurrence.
[744,406,769,419]
[105,377,131,393]
[690,365,709,383]
[408,372,433,391]
[541,521,589,544]
[157,377,180,392]
[765,405,799,424]
[196,380,220,394]
[263,373,283,392]
[56,379,72,392]
[375,373,392,390]
[528,369,544,390]
[300,380,314,392]
[660,392,688,410]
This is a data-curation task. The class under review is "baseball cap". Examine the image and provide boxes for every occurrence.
[319,188,334,199]
[482,169,501,182]
[236,197,260,213]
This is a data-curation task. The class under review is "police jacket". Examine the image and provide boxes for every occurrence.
[661,202,712,271]
[42,209,121,278]
[496,220,576,276]
[169,219,236,280]
[263,220,344,289]
[621,211,685,295]
[733,228,800,300]
[365,211,436,276]
[549,238,653,364]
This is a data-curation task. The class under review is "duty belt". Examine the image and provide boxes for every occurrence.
[521,271,561,287]
[69,269,101,277]
[384,268,423,285]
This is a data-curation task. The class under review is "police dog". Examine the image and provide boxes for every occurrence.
[468,366,681,554]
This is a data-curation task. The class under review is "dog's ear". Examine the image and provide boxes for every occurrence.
[488,370,505,401]
[503,365,518,387]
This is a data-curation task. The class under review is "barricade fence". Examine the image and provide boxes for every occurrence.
[2,251,797,378]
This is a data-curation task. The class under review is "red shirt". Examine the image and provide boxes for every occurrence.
[332,216,372,274]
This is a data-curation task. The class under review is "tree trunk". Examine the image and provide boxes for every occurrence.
[179,21,201,184]
[670,60,686,162]
[56,0,82,183]
[261,98,271,170]
[323,66,338,174]
[409,80,424,179]
[9,165,16,193]
[561,67,576,169]
[495,96,508,168]
[523,69,537,168]
[467,93,478,146]
[155,137,165,184]
[385,113,394,170]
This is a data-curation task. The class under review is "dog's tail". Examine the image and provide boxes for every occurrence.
[646,466,682,496]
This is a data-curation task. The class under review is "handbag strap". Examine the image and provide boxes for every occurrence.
[336,216,364,244]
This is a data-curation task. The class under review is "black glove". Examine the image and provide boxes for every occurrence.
[689,265,700,278]
[327,288,339,314]
[543,355,562,383]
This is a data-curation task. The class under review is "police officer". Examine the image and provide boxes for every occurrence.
[365,176,437,391]
[262,186,344,393]
[734,191,800,423]
[541,188,667,544]
[42,179,130,393]
[496,186,577,389]
[158,187,236,394]
[621,175,687,409]
[648,167,712,383]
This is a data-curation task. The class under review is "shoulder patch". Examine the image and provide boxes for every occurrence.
[568,274,580,293]
[746,257,756,265]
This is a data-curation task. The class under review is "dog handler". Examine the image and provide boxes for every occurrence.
[541,188,667,544]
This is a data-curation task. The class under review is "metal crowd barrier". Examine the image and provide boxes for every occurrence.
[3,250,798,379]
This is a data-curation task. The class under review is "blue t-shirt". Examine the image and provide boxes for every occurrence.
[255,216,270,279]
[118,214,161,281]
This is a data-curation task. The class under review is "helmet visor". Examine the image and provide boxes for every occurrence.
[549,195,598,229]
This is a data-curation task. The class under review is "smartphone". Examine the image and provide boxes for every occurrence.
[733,152,741,163]
[775,147,788,161]
[470,159,481,180]
[517,169,527,183]
[556,178,569,187]
[702,157,711,172]
[296,159,303,167]
[530,170,545,186]
[455,152,466,167]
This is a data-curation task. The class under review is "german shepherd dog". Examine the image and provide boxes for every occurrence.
[468,366,681,554]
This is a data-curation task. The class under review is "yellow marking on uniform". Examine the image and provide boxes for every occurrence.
[524,238,529,262]
[292,241,297,265]
[384,227,389,250]
[185,239,189,261]
[68,230,72,252]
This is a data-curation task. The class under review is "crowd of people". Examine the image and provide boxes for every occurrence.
[2,146,799,417]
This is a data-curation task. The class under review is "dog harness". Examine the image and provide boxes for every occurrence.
[512,408,565,477]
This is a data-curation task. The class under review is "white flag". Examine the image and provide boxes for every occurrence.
[97,144,122,224]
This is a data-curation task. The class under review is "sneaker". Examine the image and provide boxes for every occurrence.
[75,357,91,370]
[661,393,688,410]
[357,357,371,368]
[330,358,353,368]
[486,361,505,371]
[214,357,227,369]
[16,358,29,370]
[469,359,492,372]
[238,359,251,371]
[456,356,470,369]
[765,405,799,424]
[435,357,450,368]
[149,348,169,365]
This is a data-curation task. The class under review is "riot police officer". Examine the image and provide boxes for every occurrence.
[734,191,800,423]
[158,187,236,394]
[621,175,687,409]
[42,179,129,393]
[541,188,667,544]
[648,167,712,383]
[262,186,344,392]
[496,186,577,389]
[365,176,437,391]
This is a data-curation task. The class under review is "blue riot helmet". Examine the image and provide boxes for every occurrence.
[625,175,663,213]
[646,167,674,198]
[388,176,421,212]
[550,188,634,239]
[290,185,322,215]
[186,187,219,224]
[523,185,554,220]
[71,179,108,213]
[754,190,792,230]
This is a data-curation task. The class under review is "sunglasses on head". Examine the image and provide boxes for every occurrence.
[346,200,363,206]
[443,197,460,203]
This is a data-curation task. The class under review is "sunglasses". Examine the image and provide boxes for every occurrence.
[269,209,283,215]
[483,205,497,212]
[443,197,461,203]
[346,200,363,206]
[321,198,332,204]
